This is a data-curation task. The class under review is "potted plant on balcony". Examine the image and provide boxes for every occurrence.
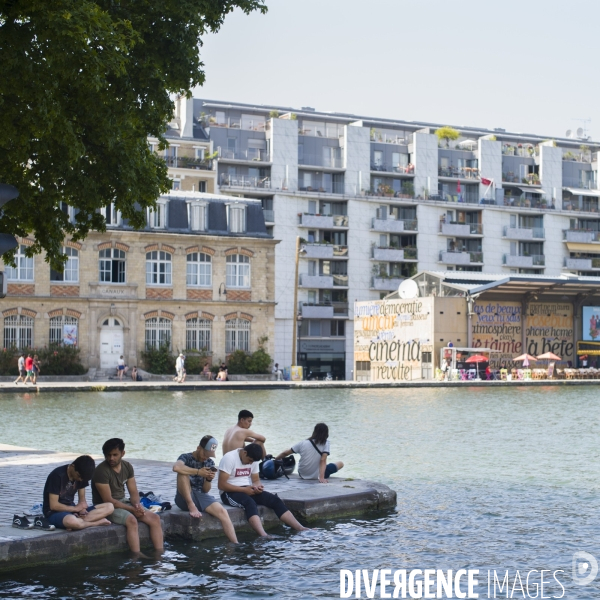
[401,182,414,198]
[564,151,575,161]
[435,126,460,149]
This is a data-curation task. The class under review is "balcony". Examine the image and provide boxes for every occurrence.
[503,226,545,240]
[502,173,541,186]
[219,174,271,189]
[372,247,418,261]
[439,250,483,265]
[218,148,269,162]
[564,257,600,270]
[563,230,600,243]
[302,244,348,259]
[562,178,597,190]
[438,167,480,179]
[300,274,348,288]
[300,303,334,319]
[562,200,600,213]
[372,217,418,233]
[298,214,349,228]
[502,145,537,157]
[298,182,345,195]
[164,156,213,170]
[371,277,404,291]
[263,209,274,223]
[299,154,344,169]
[370,164,414,175]
[503,196,553,210]
[440,223,483,236]
[503,254,545,267]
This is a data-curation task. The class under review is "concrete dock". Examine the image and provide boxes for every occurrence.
[0,444,396,572]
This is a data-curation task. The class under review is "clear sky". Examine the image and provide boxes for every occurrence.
[195,0,599,141]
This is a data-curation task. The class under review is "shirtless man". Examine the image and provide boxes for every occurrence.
[222,410,266,457]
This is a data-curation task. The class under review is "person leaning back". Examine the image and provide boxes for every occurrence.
[172,435,238,543]
[92,438,164,555]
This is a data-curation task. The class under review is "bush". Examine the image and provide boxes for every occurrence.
[141,343,175,374]
[246,348,271,374]
[0,349,18,375]
[0,345,86,376]
[182,349,209,375]
[226,350,248,374]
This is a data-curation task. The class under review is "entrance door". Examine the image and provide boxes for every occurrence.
[100,318,124,369]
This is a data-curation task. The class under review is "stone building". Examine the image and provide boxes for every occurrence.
[0,192,277,372]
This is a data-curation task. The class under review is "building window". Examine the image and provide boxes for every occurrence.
[227,204,246,233]
[6,245,33,281]
[49,315,78,345]
[4,315,33,349]
[50,247,79,282]
[172,180,181,191]
[330,320,345,337]
[101,203,122,226]
[187,202,208,231]
[225,318,250,353]
[186,252,212,287]
[195,148,205,160]
[145,317,172,349]
[186,318,212,352]
[197,181,207,193]
[146,251,172,285]
[60,202,77,225]
[147,201,167,229]
[99,248,126,283]
[226,254,250,288]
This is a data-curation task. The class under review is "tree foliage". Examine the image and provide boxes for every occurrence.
[435,126,460,143]
[0,0,267,269]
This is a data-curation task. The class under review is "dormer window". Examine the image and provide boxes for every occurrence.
[101,202,122,226]
[147,200,167,229]
[187,201,208,232]
[227,203,246,233]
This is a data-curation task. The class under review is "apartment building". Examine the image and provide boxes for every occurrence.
[0,193,277,371]
[162,97,600,379]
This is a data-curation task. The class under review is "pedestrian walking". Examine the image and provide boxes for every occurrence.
[23,354,34,385]
[14,353,26,384]
[32,354,41,385]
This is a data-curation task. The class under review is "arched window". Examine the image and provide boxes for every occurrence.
[186,318,212,352]
[49,315,78,345]
[225,318,250,353]
[146,251,172,285]
[226,254,250,288]
[186,253,212,287]
[4,315,33,349]
[145,317,172,349]
[50,247,79,282]
[99,248,126,283]
[6,245,33,281]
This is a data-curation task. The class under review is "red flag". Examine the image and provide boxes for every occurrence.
[481,177,492,186]
[456,180,461,193]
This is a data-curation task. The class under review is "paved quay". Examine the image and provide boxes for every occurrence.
[0,444,396,572]
[0,378,599,394]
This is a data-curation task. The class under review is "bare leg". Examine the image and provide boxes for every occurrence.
[63,514,111,530]
[279,510,309,531]
[176,474,202,518]
[124,514,141,553]
[334,461,344,471]
[82,503,114,522]
[139,510,164,552]
[205,503,238,543]
[248,514,269,537]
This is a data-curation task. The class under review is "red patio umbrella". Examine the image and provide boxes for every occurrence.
[536,352,561,361]
[465,354,488,363]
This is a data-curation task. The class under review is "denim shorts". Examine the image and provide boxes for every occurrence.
[46,506,96,529]
[325,463,339,478]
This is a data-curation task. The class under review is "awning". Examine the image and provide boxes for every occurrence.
[566,242,600,253]
[519,187,544,195]
[564,187,600,198]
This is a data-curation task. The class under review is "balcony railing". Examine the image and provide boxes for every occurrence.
[208,118,266,132]
[218,148,269,162]
[372,217,417,233]
[263,209,274,223]
[332,274,349,287]
[562,200,600,213]
[371,277,404,291]
[301,244,348,259]
[439,250,483,264]
[503,197,553,209]
[219,174,271,189]
[503,254,545,267]
[440,222,483,235]
[563,229,600,243]
[298,181,345,194]
[502,146,537,157]
[372,247,417,261]
[370,131,409,144]
[371,163,414,174]
[562,177,598,190]
[503,226,544,239]
[164,156,213,170]
[502,173,541,185]
[562,153,593,164]
[299,154,344,169]
[564,257,600,270]
[298,214,349,228]
[438,167,480,179]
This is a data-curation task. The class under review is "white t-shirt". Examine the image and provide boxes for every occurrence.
[117,358,125,367]
[291,439,331,479]
[18,356,25,370]
[176,356,184,371]
[218,449,259,488]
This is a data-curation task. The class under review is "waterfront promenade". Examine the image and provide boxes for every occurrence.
[0,443,395,572]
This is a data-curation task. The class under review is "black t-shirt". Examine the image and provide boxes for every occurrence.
[43,464,88,517]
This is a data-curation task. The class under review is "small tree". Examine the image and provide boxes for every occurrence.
[141,342,175,374]
[226,350,248,374]
[269,110,280,119]
[435,126,460,148]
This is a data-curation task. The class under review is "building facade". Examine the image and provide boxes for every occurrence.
[0,193,277,371]
[162,97,600,379]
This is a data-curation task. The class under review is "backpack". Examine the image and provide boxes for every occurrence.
[259,455,296,480]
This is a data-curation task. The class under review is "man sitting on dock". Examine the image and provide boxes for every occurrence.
[222,409,267,458]
[92,438,164,555]
[218,443,309,537]
[43,455,114,530]
[172,435,238,543]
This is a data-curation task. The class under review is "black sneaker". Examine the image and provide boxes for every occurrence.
[12,515,33,529]
[33,516,55,531]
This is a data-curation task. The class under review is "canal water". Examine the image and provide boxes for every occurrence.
[0,386,599,598]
